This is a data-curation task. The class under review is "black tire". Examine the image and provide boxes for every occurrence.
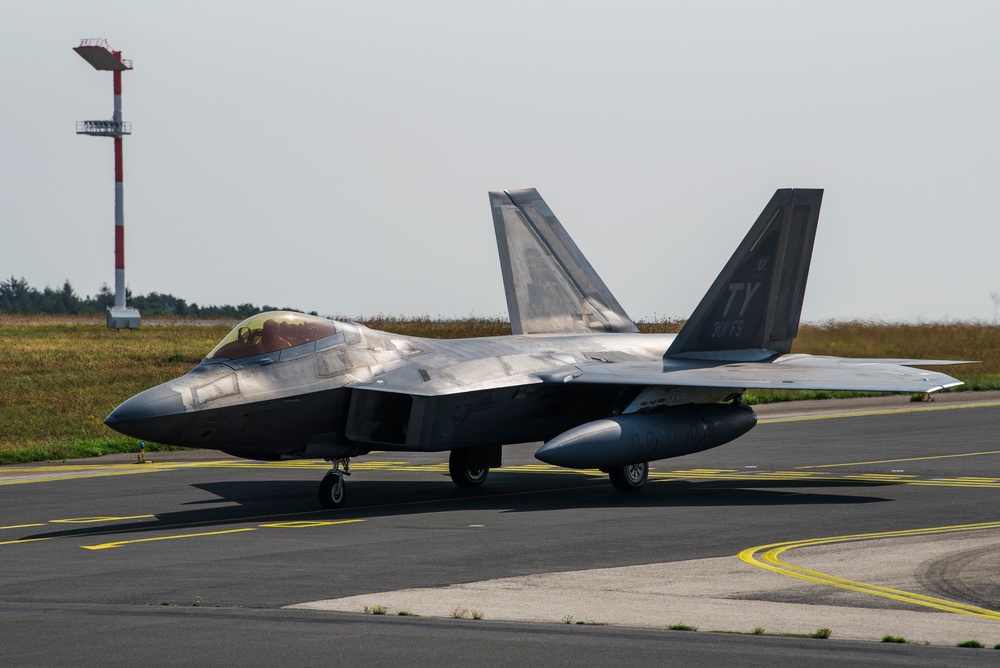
[319,472,346,509]
[449,449,489,487]
[609,462,648,491]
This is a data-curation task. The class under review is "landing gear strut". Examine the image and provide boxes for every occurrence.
[609,461,648,491]
[319,457,351,509]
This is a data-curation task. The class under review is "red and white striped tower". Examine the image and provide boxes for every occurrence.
[74,38,140,329]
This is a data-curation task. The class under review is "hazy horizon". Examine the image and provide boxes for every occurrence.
[3,1,998,323]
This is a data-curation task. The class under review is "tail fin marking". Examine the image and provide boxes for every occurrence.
[665,189,823,359]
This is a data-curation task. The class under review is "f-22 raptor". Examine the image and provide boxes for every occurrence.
[105,189,964,508]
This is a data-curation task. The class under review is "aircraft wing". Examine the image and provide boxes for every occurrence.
[543,355,967,394]
[344,352,555,397]
[345,352,967,397]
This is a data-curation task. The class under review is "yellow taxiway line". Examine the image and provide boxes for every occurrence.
[796,450,1000,469]
[758,400,1000,425]
[4,458,1000,498]
[0,466,169,486]
[80,519,365,550]
[80,528,259,551]
[739,521,1000,620]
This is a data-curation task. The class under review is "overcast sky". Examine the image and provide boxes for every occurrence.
[3,1,998,322]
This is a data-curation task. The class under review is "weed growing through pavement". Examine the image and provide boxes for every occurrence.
[668,623,698,632]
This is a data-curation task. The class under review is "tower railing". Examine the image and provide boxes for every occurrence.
[76,120,132,137]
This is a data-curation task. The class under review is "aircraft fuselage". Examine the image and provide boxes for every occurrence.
[105,319,695,462]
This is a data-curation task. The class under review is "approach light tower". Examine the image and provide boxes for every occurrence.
[74,38,140,329]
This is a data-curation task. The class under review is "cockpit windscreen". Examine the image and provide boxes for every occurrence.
[206,311,338,361]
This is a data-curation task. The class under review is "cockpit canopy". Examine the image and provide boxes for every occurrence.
[206,311,339,361]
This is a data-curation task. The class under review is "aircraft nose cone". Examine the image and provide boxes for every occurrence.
[105,383,186,441]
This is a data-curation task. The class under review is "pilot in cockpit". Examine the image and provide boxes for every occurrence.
[262,318,293,352]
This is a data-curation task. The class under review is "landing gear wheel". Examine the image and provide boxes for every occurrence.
[449,449,489,487]
[609,462,648,491]
[319,458,351,509]
[319,472,346,509]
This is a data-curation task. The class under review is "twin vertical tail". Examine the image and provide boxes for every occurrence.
[665,189,823,360]
[489,189,638,335]
[489,186,822,353]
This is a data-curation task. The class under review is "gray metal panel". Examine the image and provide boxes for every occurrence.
[490,189,638,335]
[73,45,130,71]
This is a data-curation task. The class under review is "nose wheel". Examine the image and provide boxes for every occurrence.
[319,458,350,509]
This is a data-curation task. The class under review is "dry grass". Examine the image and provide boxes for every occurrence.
[1,315,997,462]
[343,315,513,339]
[0,316,230,459]
[749,321,999,403]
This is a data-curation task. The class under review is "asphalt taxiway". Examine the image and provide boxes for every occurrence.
[2,393,1000,665]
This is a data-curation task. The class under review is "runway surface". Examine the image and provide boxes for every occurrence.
[2,393,1000,665]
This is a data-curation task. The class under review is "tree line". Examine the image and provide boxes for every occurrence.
[0,277,314,319]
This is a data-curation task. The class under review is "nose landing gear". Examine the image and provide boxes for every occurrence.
[319,458,351,509]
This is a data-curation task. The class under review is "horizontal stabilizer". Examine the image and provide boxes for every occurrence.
[490,189,638,335]
[544,355,965,394]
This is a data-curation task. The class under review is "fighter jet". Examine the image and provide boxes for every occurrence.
[105,188,965,508]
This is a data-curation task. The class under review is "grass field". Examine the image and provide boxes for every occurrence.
[1,315,996,464]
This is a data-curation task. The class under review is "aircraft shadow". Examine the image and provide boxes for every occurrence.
[19,472,893,542]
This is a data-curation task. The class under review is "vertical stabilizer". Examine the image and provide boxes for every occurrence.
[489,189,638,335]
[665,189,823,359]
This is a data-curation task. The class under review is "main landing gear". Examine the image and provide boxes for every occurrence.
[319,458,350,509]
[449,449,489,487]
[448,445,502,488]
[608,462,648,491]
[318,447,503,508]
